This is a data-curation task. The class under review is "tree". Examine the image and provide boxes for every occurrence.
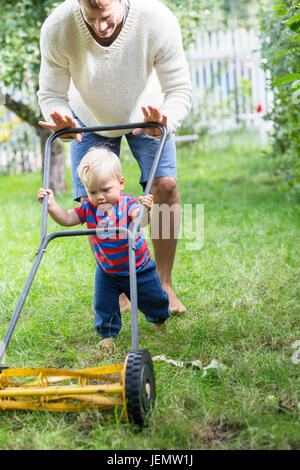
[0,0,65,193]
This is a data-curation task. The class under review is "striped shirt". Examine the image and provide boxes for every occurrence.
[74,193,150,275]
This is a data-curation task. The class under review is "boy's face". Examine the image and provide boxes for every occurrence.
[79,0,123,40]
[86,174,125,211]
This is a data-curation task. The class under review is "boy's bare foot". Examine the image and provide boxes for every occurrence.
[163,285,186,314]
[119,293,131,313]
[100,338,114,352]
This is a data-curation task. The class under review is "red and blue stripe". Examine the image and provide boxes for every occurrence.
[74,193,150,275]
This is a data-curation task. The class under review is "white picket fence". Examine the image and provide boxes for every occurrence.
[185,28,273,147]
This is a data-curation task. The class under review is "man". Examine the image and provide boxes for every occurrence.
[38,0,192,313]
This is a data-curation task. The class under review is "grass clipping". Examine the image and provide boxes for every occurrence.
[152,355,227,377]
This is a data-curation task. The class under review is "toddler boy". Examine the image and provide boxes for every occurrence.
[38,147,170,351]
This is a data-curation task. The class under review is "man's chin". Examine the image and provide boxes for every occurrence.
[95,27,114,38]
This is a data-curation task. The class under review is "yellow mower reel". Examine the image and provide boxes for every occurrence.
[0,363,127,416]
[0,349,155,427]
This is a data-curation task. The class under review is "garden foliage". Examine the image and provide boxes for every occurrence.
[260,0,300,197]
[0,0,60,125]
[163,0,260,48]
[0,0,65,191]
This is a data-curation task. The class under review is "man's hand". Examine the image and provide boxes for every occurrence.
[38,110,83,142]
[132,105,167,137]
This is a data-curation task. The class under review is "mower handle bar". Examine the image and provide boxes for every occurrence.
[41,122,167,243]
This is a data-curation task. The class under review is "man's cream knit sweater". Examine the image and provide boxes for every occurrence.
[38,0,192,137]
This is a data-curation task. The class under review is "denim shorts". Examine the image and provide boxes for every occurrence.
[70,113,177,201]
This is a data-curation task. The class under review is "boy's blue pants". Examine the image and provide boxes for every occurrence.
[93,259,171,339]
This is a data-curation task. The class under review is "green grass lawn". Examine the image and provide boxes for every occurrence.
[0,141,299,450]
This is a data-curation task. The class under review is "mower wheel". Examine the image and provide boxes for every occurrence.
[125,349,156,427]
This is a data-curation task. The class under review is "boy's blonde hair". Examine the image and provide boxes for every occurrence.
[77,147,122,188]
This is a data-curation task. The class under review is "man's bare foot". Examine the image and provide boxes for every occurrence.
[119,293,131,313]
[100,338,114,352]
[163,285,186,313]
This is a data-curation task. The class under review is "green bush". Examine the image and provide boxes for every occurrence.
[260,0,300,197]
